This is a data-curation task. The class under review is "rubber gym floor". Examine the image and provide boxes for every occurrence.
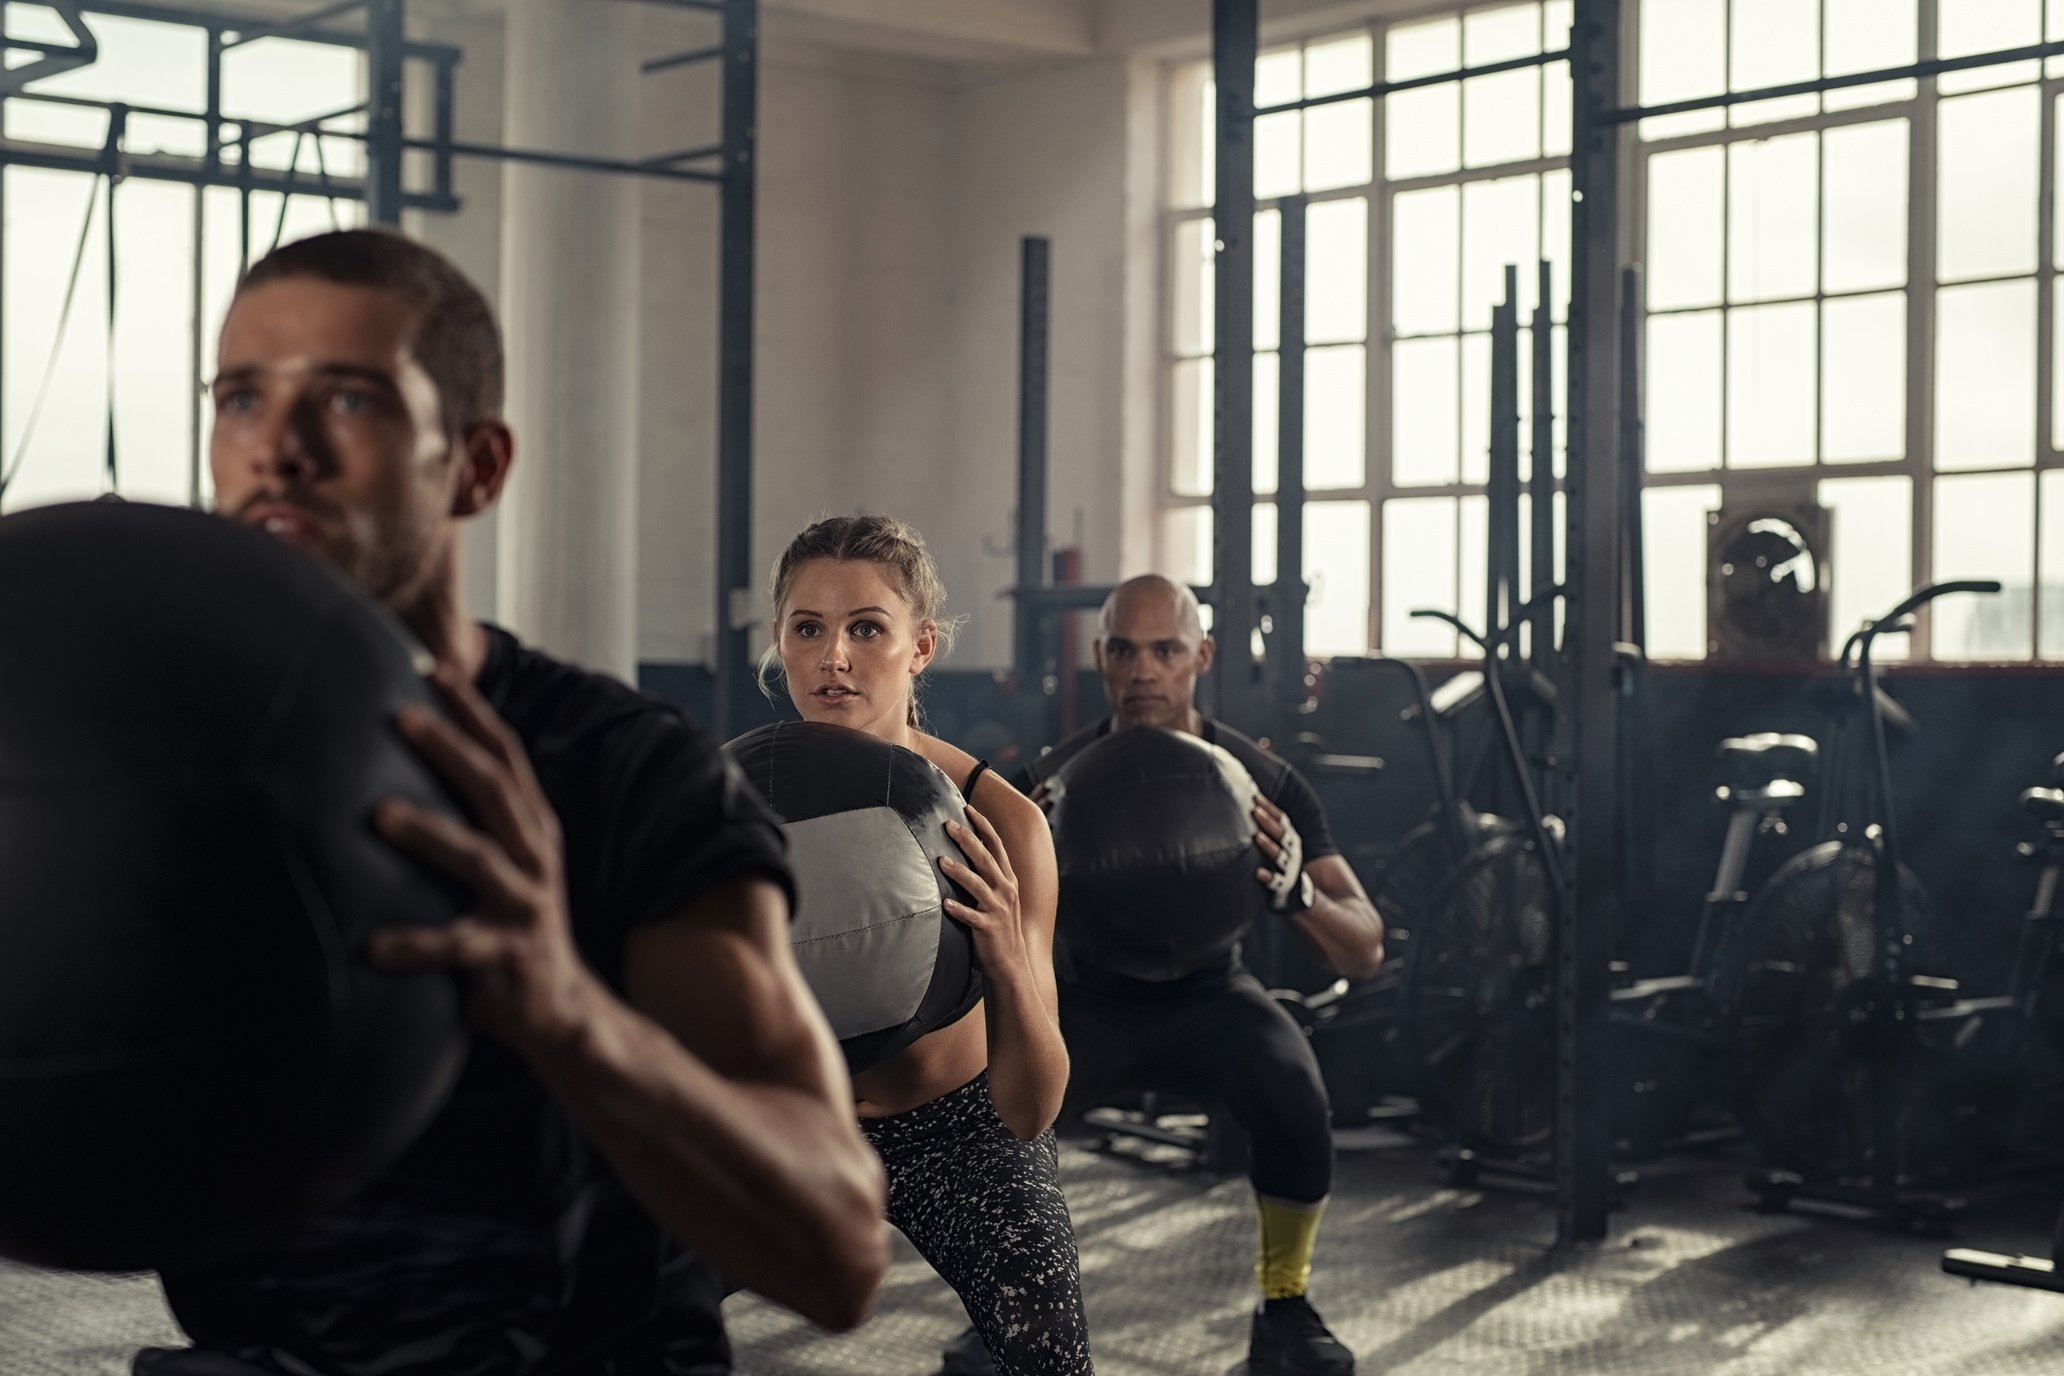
[4,1128,2061,1376]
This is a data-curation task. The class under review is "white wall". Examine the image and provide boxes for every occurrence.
[938,55,1157,669]
[430,11,1161,671]
[635,36,960,666]
[633,24,722,667]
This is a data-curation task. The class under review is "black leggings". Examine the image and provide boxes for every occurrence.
[1060,965,1333,1204]
[859,1074,1093,1376]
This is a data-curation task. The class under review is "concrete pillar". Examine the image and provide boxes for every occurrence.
[496,0,642,680]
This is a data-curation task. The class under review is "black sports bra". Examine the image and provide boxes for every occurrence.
[961,759,991,801]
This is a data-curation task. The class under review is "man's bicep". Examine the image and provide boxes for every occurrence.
[1276,768,1340,860]
[622,877,846,1094]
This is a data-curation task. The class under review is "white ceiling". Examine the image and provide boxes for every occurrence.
[42,0,1427,64]
[753,0,1426,63]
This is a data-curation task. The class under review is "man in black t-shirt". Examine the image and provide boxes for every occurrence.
[1011,575,1385,1376]
[135,231,887,1376]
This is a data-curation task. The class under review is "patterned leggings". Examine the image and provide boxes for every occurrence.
[859,1074,1093,1376]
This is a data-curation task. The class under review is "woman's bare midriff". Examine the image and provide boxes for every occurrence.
[852,1003,991,1118]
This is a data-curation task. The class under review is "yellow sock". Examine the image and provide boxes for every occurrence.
[1255,1194,1326,1300]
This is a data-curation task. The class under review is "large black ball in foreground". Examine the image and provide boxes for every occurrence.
[0,500,469,1272]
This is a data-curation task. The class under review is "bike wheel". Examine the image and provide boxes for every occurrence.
[1714,840,1994,1185]
[1398,830,1558,1158]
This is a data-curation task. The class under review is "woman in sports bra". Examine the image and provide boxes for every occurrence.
[761,514,1089,1376]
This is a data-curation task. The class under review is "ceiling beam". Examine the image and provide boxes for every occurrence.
[1099,0,1419,57]
[766,0,1095,61]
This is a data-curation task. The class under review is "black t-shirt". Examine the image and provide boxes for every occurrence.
[1020,717,1338,996]
[157,625,792,1376]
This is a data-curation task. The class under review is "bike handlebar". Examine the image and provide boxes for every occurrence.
[1853,581,2000,888]
[1409,609,1487,653]
[1867,580,2001,642]
[1838,616,1914,670]
[1408,590,1568,897]
[1409,584,1565,657]
[1839,582,1998,667]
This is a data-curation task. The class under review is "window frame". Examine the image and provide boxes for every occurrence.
[1157,2,1574,660]
[1157,0,2064,663]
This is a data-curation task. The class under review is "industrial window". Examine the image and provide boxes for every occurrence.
[1160,2,1573,660]
[1637,0,2064,661]
[0,8,368,515]
[1163,0,2064,662]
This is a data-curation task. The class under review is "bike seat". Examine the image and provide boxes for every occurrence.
[2024,787,2064,828]
[1718,733,1819,790]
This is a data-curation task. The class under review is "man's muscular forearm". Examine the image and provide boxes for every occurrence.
[371,676,886,1332]
[520,968,888,1332]
[1291,883,1386,981]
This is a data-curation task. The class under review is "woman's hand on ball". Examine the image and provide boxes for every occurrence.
[938,806,1029,972]
[367,665,599,1049]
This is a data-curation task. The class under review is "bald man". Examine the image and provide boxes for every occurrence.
[943,576,1383,1376]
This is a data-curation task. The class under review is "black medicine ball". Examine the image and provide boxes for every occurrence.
[0,501,469,1272]
[726,720,983,1075]
[1046,726,1269,982]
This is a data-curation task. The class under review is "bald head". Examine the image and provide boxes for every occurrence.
[1098,575,1205,641]
[1095,574,1214,733]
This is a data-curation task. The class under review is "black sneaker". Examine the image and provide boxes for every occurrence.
[940,1324,998,1376]
[1248,1295,1355,1375]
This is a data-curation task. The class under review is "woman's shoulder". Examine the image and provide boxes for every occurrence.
[909,733,978,789]
[912,734,1045,829]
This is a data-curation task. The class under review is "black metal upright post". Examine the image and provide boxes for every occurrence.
[1618,266,1645,650]
[238,125,254,273]
[1530,261,1556,667]
[1616,263,1656,955]
[1558,0,1625,1246]
[712,0,759,737]
[1210,0,1262,733]
[364,0,406,226]
[1275,196,1307,717]
[432,58,455,207]
[1015,235,1054,753]
[104,104,124,494]
[192,28,222,506]
[1526,263,1559,807]
[1489,267,1521,648]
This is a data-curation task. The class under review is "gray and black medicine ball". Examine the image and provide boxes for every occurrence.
[725,720,984,1074]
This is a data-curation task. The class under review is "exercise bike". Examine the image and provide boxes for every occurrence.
[1384,598,1815,1179]
[1385,603,1562,1172]
[1942,750,2064,1285]
[1717,581,2064,1228]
